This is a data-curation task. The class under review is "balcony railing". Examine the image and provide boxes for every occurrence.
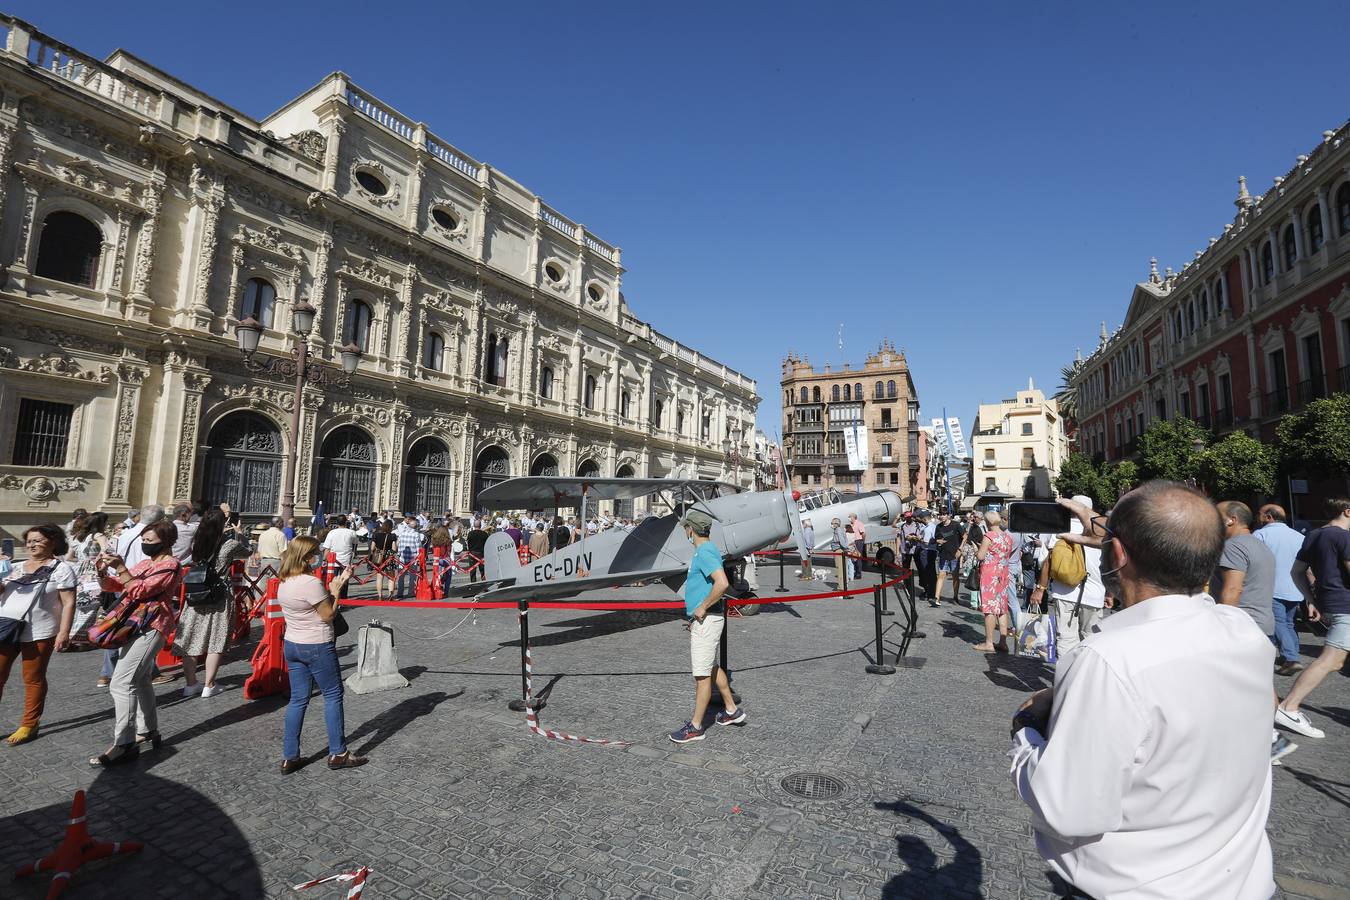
[1264,386,1291,416]
[874,422,900,431]
[1294,376,1326,407]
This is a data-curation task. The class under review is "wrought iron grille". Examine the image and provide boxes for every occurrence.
[13,399,73,467]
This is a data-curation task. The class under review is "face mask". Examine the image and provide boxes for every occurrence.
[141,539,161,554]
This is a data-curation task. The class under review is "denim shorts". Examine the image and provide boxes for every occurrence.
[1326,612,1350,651]
[938,558,959,574]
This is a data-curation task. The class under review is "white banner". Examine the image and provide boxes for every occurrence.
[930,418,948,454]
[843,423,869,472]
[945,417,968,459]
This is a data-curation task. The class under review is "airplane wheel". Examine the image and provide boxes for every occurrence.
[875,547,895,571]
[738,595,761,616]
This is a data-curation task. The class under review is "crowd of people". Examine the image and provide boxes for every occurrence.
[0,499,644,770]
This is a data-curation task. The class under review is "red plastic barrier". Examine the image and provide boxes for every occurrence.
[414,548,432,600]
[430,546,447,600]
[243,578,287,699]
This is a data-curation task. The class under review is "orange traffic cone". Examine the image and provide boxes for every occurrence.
[414,548,432,600]
[15,790,142,898]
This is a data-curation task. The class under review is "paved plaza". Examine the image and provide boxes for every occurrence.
[2,567,1349,899]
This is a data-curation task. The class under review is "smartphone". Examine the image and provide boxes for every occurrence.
[1007,501,1071,536]
[1,538,12,558]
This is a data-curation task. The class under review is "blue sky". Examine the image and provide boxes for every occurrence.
[18,1,1349,440]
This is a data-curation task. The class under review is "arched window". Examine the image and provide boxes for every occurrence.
[1338,183,1350,236]
[654,398,664,427]
[577,459,601,478]
[404,438,452,513]
[785,390,792,407]
[584,373,597,409]
[854,382,862,401]
[812,386,821,403]
[1260,242,1274,284]
[472,446,510,511]
[35,211,102,287]
[676,408,685,434]
[202,412,282,517]
[483,333,508,386]
[620,390,631,419]
[1282,224,1297,269]
[799,386,808,403]
[832,385,840,402]
[531,453,559,476]
[241,277,276,328]
[1307,205,1325,252]
[1214,277,1226,313]
[1186,300,1195,332]
[539,365,554,399]
[886,379,896,398]
[317,426,377,514]
[1200,290,1210,323]
[345,299,373,351]
[874,381,884,399]
[422,331,445,371]
[614,464,636,519]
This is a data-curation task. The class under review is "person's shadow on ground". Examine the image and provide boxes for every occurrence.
[1,768,264,898]
[347,689,461,756]
[875,799,982,898]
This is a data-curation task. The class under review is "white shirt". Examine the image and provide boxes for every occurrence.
[1,560,76,641]
[322,527,358,566]
[1008,594,1275,900]
[172,520,198,563]
[920,521,937,544]
[1046,521,1105,608]
[117,522,150,569]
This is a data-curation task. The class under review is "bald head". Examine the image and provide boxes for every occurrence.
[1258,504,1287,524]
[1110,481,1223,595]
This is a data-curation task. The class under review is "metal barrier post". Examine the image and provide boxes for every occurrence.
[880,558,894,616]
[775,550,788,593]
[508,600,543,712]
[865,585,896,675]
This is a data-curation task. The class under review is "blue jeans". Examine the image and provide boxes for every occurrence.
[396,549,417,598]
[100,648,119,678]
[282,640,347,759]
[1271,598,1301,662]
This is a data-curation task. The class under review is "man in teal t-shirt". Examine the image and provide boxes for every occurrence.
[670,509,746,743]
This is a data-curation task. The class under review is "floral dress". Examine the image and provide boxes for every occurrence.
[69,532,109,636]
[172,538,248,656]
[978,529,1014,616]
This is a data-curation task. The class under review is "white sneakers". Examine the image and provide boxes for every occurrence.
[181,682,203,698]
[200,683,224,699]
[1275,705,1325,739]
[181,682,225,699]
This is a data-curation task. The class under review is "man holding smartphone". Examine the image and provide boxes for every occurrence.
[1030,495,1105,658]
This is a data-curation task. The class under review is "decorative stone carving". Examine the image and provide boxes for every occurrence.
[337,257,394,289]
[0,475,88,500]
[329,399,392,427]
[350,160,402,209]
[233,223,304,262]
[284,130,327,163]
[19,101,154,167]
[2,350,115,384]
[174,390,202,501]
[209,380,297,413]
[424,290,468,316]
[106,381,140,503]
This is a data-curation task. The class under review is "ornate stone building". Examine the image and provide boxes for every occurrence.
[780,341,920,498]
[0,17,758,529]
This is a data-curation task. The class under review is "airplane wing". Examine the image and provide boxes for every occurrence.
[476,476,738,508]
[473,565,689,602]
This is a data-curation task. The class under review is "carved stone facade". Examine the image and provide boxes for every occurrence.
[0,18,757,529]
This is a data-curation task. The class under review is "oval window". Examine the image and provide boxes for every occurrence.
[587,283,604,303]
[544,262,564,283]
[354,169,389,196]
[431,206,459,230]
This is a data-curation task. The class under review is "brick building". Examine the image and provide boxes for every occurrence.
[780,341,920,497]
[1071,121,1350,465]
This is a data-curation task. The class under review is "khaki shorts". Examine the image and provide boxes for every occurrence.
[689,614,725,677]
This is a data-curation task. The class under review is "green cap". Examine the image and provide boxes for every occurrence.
[681,509,714,535]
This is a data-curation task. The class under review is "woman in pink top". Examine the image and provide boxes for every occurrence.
[276,536,367,773]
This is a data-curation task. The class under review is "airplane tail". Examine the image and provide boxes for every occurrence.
[482,532,522,583]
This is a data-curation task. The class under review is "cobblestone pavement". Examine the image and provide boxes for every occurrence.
[2,566,1348,899]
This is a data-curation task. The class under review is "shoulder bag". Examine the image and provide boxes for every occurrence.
[182,539,230,607]
[0,563,56,646]
[88,560,181,650]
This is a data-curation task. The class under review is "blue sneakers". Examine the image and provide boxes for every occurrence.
[715,707,747,726]
[669,722,706,743]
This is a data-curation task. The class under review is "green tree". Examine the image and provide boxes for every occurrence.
[1277,394,1350,478]
[1136,418,1209,483]
[1197,432,1276,498]
[1099,460,1139,508]
[1054,452,1101,503]
[1056,359,1084,422]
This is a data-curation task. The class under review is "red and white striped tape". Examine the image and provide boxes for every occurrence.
[520,607,629,747]
[294,866,371,897]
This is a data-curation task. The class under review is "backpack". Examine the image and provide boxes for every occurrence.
[182,541,228,607]
[1047,539,1086,587]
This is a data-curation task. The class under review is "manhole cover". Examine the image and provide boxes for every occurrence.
[780,772,846,800]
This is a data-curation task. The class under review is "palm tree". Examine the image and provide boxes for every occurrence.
[1055,359,1084,422]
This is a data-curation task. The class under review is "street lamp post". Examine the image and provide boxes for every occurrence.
[234,299,361,521]
[723,424,744,488]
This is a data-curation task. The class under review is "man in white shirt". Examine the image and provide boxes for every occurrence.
[1008,481,1275,900]
[1030,495,1105,657]
[117,504,165,569]
[170,504,197,562]
[1255,503,1312,674]
[321,516,359,599]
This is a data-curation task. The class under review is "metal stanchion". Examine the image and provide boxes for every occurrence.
[508,600,543,712]
[865,585,896,675]
[775,550,788,593]
[880,556,894,616]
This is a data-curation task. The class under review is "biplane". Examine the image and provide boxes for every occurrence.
[456,476,797,601]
